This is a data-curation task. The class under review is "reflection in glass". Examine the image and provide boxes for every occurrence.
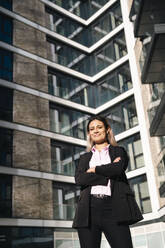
[47,0,109,19]
[104,96,138,135]
[147,83,165,125]
[47,31,127,76]
[53,182,80,220]
[51,141,85,176]
[46,2,122,46]
[48,62,132,108]
[49,103,90,139]
[118,133,144,172]
[129,174,152,214]
[157,155,165,198]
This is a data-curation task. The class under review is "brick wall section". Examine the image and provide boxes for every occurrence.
[13,176,53,219]
[13,130,51,173]
[13,91,49,130]
[13,0,46,27]
[13,54,48,92]
[13,20,47,58]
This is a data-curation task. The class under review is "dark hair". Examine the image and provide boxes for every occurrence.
[86,115,118,151]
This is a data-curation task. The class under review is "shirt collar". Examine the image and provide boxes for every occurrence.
[92,144,110,153]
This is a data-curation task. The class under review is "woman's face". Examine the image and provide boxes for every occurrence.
[88,119,108,144]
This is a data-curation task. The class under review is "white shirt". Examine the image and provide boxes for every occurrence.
[89,145,111,196]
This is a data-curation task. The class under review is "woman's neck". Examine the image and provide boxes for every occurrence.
[95,142,109,151]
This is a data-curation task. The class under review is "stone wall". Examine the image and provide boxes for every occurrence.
[12,176,53,219]
[13,130,51,173]
[13,0,46,27]
[13,90,49,130]
[13,20,47,58]
[13,54,48,92]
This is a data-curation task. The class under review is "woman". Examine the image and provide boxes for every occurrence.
[72,116,143,248]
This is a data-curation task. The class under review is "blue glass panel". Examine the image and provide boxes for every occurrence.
[0,48,13,81]
[0,14,12,44]
[0,0,12,10]
[0,128,13,166]
[0,174,12,217]
[0,86,13,122]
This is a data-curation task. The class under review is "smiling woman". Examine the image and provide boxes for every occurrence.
[72,115,143,248]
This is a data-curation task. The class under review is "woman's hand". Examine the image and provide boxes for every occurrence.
[86,167,96,173]
[113,157,121,163]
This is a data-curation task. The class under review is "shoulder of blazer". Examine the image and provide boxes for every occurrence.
[109,145,129,162]
[109,145,128,155]
[80,151,92,160]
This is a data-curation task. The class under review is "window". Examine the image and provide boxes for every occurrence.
[0,128,13,167]
[0,0,12,10]
[49,103,90,139]
[96,62,132,107]
[51,141,84,176]
[46,2,121,47]
[0,14,13,44]
[129,174,152,214]
[0,227,53,248]
[0,174,12,217]
[96,31,127,73]
[48,62,132,108]
[47,31,127,76]
[0,86,13,122]
[119,133,144,172]
[104,96,138,135]
[53,182,80,220]
[0,48,13,81]
[157,155,165,198]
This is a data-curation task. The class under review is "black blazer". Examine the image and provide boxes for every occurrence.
[72,145,143,228]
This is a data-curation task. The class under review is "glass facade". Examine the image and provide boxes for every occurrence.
[0,86,13,122]
[104,96,138,135]
[0,48,13,81]
[147,83,165,125]
[0,0,12,10]
[48,62,132,108]
[47,30,127,76]
[118,133,145,172]
[0,227,53,248]
[47,0,109,19]
[157,155,165,198]
[129,174,152,214]
[0,14,13,44]
[51,141,84,176]
[49,103,90,139]
[0,174,12,217]
[46,2,122,46]
[53,182,80,220]
[0,128,13,167]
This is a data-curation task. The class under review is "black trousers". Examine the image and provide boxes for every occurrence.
[77,196,133,248]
